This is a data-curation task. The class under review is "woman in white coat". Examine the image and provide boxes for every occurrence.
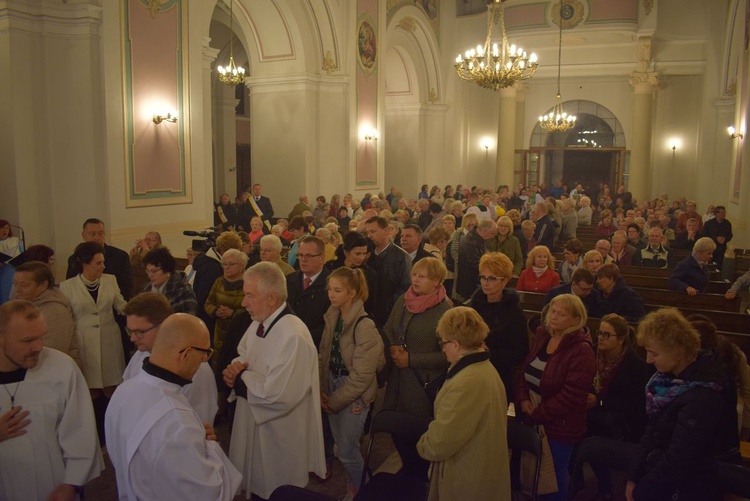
[60,241,127,443]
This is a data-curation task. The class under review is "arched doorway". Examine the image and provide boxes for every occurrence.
[524,100,629,192]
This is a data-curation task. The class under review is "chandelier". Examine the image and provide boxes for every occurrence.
[539,1,576,132]
[216,0,245,86]
[454,0,539,91]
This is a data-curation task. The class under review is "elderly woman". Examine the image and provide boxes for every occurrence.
[516,245,560,293]
[446,213,478,292]
[516,294,596,501]
[417,307,510,501]
[596,210,618,237]
[489,216,523,276]
[583,249,604,274]
[626,309,729,501]
[383,257,451,478]
[248,217,265,245]
[578,196,593,225]
[60,241,127,441]
[204,248,248,356]
[466,252,528,391]
[129,231,162,266]
[141,247,197,315]
[560,198,578,242]
[595,263,646,322]
[13,260,81,369]
[520,219,537,261]
[669,236,716,295]
[558,239,584,283]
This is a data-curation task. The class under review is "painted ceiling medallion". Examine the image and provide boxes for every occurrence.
[551,0,584,30]
[397,16,418,32]
[322,51,336,74]
[143,0,172,20]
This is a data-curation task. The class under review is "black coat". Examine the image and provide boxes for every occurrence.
[412,246,434,264]
[66,244,133,300]
[215,310,253,391]
[628,353,728,501]
[213,202,237,231]
[533,214,556,250]
[455,229,485,300]
[669,254,710,292]
[286,268,331,349]
[367,242,412,327]
[465,288,529,391]
[596,278,645,322]
[545,282,602,317]
[192,248,223,336]
[236,196,274,232]
[587,347,651,443]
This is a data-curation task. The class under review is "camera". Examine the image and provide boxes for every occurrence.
[183,230,220,253]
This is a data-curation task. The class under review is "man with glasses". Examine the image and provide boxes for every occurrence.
[106,313,241,501]
[121,293,218,425]
[545,267,601,316]
[286,236,331,349]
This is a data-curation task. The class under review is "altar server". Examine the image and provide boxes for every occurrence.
[0,300,103,501]
[122,292,218,424]
[106,313,241,501]
[223,262,326,499]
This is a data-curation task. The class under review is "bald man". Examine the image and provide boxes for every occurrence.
[106,314,241,501]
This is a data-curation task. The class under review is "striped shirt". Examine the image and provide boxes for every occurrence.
[524,342,550,396]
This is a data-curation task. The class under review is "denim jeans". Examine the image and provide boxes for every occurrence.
[328,373,370,486]
[541,438,574,501]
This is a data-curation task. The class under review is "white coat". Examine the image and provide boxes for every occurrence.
[60,274,127,388]
[228,305,326,499]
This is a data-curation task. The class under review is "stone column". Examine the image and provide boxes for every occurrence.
[496,86,517,186]
[629,71,660,200]
[514,84,529,187]
[202,38,220,199]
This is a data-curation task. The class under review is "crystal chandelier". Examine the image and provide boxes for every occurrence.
[454,0,539,91]
[216,0,245,86]
[539,1,576,133]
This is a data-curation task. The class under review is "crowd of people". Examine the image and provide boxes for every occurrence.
[1,180,749,501]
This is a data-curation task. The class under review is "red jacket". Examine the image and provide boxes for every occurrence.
[515,326,596,444]
[516,268,560,293]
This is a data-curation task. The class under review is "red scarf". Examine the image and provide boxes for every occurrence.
[404,284,448,314]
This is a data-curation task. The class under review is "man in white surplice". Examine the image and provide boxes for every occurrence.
[0,300,103,501]
[106,313,241,501]
[121,292,218,424]
[223,262,326,500]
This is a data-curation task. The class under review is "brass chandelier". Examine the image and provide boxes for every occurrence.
[538,1,576,133]
[454,0,539,91]
[216,0,246,86]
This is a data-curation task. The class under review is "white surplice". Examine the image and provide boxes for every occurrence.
[105,368,241,501]
[0,348,104,501]
[123,350,218,424]
[228,305,326,499]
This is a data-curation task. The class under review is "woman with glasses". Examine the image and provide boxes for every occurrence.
[141,247,197,315]
[465,252,528,392]
[60,241,128,442]
[417,307,510,501]
[515,294,596,501]
[204,249,248,359]
[582,314,650,500]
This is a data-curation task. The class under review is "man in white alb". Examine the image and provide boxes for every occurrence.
[0,300,103,501]
[106,313,241,501]
[122,292,218,424]
[223,262,326,499]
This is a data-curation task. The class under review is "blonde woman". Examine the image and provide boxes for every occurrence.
[583,249,604,274]
[516,245,560,293]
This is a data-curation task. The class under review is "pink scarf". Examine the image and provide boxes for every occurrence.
[404,284,448,314]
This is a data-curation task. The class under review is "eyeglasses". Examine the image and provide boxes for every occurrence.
[439,339,455,347]
[298,253,323,260]
[596,330,621,340]
[126,323,161,338]
[179,346,214,360]
[479,275,506,283]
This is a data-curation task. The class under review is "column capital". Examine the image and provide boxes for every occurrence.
[629,71,662,93]
[202,37,220,68]
[514,83,530,102]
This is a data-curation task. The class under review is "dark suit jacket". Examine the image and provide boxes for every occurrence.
[669,254,710,292]
[368,242,412,327]
[286,268,331,349]
[411,246,433,264]
[456,229,486,300]
[66,244,133,299]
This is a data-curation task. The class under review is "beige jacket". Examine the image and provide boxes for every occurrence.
[318,299,384,413]
[34,287,83,371]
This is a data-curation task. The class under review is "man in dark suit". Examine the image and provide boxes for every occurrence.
[703,205,732,268]
[532,202,556,250]
[237,184,274,232]
[66,218,132,299]
[399,224,432,264]
[286,235,330,349]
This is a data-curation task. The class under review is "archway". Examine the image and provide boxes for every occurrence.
[525,100,628,192]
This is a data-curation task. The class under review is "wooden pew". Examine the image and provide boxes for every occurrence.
[623,275,728,294]
[634,287,740,313]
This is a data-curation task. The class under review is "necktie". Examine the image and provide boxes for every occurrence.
[304,277,312,290]
[256,323,265,338]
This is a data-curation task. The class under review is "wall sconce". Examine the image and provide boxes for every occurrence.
[480,137,493,154]
[667,137,682,151]
[153,112,178,124]
[364,128,379,141]
[728,126,744,139]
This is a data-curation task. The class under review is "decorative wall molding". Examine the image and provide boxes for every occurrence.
[0,0,102,37]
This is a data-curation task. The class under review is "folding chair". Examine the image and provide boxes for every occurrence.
[269,485,337,501]
[717,461,750,499]
[507,419,543,501]
[355,410,431,501]
[567,436,640,500]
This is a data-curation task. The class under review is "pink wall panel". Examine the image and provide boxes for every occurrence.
[588,0,637,22]
[129,2,181,194]
[357,0,378,187]
[504,4,548,29]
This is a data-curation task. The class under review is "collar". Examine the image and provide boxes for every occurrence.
[260,303,288,331]
[0,367,27,384]
[407,249,417,260]
[304,270,322,284]
[446,351,489,380]
[142,357,192,386]
[375,241,391,255]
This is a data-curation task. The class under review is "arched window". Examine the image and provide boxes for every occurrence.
[530,100,626,149]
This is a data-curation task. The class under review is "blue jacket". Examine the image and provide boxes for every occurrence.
[669,254,710,292]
